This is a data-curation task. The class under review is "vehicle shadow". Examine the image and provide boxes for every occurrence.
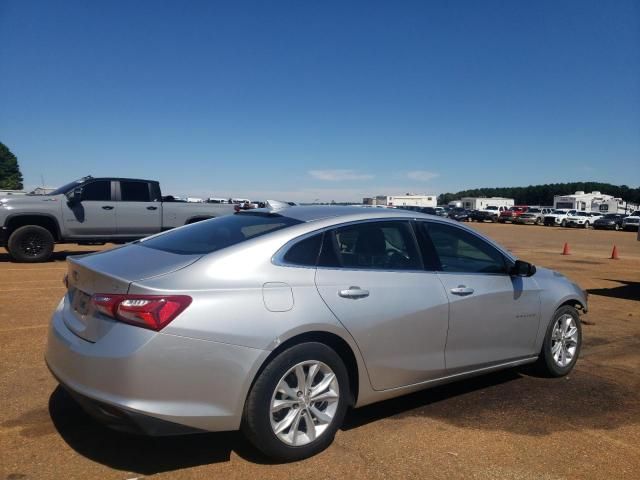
[588,279,640,302]
[342,369,520,430]
[48,387,274,473]
[0,250,98,263]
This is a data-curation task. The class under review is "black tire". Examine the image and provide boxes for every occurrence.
[7,225,55,263]
[561,219,567,227]
[242,342,350,461]
[536,306,582,377]
[614,224,620,231]
[584,221,590,229]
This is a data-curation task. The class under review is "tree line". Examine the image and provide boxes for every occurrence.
[438,182,640,206]
[0,142,24,190]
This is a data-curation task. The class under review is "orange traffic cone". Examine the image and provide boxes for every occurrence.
[562,242,571,255]
[610,245,619,260]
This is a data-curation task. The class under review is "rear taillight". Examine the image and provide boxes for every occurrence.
[91,294,192,331]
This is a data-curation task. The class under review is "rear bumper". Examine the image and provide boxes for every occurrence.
[45,297,269,435]
[49,365,204,436]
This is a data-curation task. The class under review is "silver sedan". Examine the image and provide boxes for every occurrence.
[46,206,587,460]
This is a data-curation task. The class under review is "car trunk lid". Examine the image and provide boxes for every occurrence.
[63,244,201,342]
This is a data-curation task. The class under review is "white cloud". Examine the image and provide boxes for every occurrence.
[406,170,439,181]
[308,169,374,181]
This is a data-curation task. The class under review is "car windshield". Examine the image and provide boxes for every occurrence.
[47,177,92,196]
[485,207,498,210]
[139,212,302,255]
[602,214,620,219]
[527,208,541,213]
[552,210,566,214]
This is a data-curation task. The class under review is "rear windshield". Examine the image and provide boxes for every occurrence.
[139,213,302,255]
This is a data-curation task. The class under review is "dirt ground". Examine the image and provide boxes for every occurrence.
[1,223,639,480]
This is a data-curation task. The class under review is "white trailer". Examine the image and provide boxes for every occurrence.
[460,197,514,211]
[376,194,436,207]
[554,191,638,214]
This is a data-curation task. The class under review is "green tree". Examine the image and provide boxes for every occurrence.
[0,142,24,190]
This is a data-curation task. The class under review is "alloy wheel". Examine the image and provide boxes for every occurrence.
[551,314,579,368]
[20,233,46,257]
[270,361,340,446]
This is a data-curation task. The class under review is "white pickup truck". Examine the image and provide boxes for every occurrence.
[0,176,236,262]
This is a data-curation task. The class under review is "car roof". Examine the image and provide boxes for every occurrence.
[241,205,442,223]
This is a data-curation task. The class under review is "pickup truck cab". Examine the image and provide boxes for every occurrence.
[0,176,236,262]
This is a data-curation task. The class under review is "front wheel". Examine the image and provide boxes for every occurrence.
[614,224,620,231]
[536,306,582,377]
[584,221,590,229]
[7,225,55,263]
[242,342,350,461]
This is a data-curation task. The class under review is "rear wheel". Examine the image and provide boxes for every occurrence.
[536,306,582,377]
[242,342,349,461]
[7,225,55,263]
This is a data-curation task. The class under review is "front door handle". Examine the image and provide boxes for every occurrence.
[102,206,114,210]
[147,206,158,210]
[339,287,370,299]
[450,285,474,296]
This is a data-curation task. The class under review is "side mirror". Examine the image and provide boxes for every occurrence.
[510,260,536,277]
[71,187,83,204]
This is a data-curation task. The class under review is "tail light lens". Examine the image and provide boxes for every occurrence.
[91,294,192,331]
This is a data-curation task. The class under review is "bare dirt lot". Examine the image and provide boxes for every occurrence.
[1,224,639,480]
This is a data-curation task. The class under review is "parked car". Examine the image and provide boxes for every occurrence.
[0,176,236,262]
[498,206,528,223]
[593,214,627,231]
[565,211,602,228]
[469,210,498,222]
[482,205,509,216]
[622,211,640,231]
[543,209,577,227]
[514,212,543,225]
[448,208,471,222]
[45,206,587,461]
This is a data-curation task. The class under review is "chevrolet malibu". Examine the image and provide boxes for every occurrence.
[46,206,587,460]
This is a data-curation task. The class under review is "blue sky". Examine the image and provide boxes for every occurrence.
[1,0,638,202]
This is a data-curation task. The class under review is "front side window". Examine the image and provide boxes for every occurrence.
[120,181,151,202]
[140,213,302,255]
[81,181,111,201]
[318,221,422,270]
[420,222,507,274]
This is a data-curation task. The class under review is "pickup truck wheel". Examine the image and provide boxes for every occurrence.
[7,225,55,263]
[561,219,567,227]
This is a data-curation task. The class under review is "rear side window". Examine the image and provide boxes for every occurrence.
[420,222,507,274]
[141,213,302,255]
[282,233,323,266]
[121,181,151,202]
[81,181,111,201]
[318,221,422,270]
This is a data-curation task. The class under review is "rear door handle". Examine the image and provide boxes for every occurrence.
[102,206,114,210]
[450,285,474,296]
[147,206,158,210]
[339,287,370,299]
